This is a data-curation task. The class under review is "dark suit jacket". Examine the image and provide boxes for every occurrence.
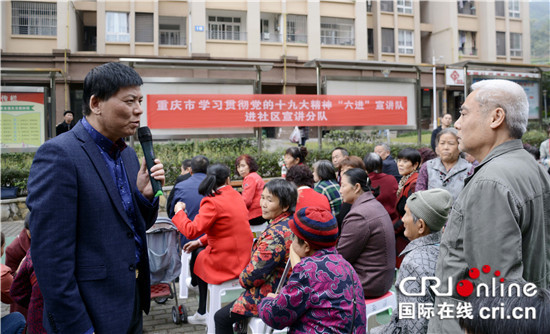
[165,173,191,216]
[27,122,158,334]
[168,173,206,219]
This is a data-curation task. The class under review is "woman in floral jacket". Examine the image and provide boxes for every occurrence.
[214,179,297,334]
[258,207,367,334]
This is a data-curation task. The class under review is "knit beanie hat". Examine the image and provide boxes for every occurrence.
[406,188,453,232]
[290,207,339,249]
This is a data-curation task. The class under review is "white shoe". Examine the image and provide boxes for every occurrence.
[186,277,199,292]
[187,312,207,325]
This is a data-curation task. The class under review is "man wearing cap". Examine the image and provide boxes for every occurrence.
[258,207,367,334]
[428,80,550,333]
[371,188,453,334]
[56,110,74,136]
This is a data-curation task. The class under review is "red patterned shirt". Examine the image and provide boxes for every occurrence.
[231,212,293,316]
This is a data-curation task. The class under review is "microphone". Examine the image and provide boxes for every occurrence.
[137,126,163,198]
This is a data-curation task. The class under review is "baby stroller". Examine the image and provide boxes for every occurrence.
[146,217,187,324]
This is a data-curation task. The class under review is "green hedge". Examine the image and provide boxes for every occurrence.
[2,129,547,196]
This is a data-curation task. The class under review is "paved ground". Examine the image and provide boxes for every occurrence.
[1,219,207,334]
[1,218,390,333]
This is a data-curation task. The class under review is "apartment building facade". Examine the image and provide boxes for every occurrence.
[0,0,540,140]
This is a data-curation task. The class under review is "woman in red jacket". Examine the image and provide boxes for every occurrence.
[173,164,254,325]
[235,154,265,226]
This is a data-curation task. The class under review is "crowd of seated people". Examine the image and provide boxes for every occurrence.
[7,90,550,334]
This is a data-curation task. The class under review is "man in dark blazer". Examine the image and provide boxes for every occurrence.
[27,62,165,334]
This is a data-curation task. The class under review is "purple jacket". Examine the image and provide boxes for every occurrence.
[258,247,366,334]
[337,191,396,298]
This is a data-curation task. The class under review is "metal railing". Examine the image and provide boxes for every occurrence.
[207,30,247,41]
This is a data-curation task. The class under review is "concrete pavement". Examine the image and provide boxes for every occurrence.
[1,219,207,334]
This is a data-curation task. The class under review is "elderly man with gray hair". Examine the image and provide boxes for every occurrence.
[428,79,550,333]
[374,143,401,181]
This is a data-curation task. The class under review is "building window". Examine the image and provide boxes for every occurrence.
[320,17,354,46]
[159,16,186,46]
[260,13,284,42]
[496,31,505,56]
[367,0,372,12]
[208,15,244,41]
[381,28,394,53]
[457,0,476,15]
[397,0,413,14]
[510,33,522,57]
[508,0,520,18]
[380,0,394,12]
[398,29,414,54]
[260,18,270,41]
[106,12,130,42]
[11,1,56,36]
[495,1,505,17]
[136,13,153,43]
[287,14,307,43]
[458,30,477,56]
[367,28,374,54]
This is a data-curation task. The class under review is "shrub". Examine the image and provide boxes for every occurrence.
[522,129,548,147]
[0,137,436,195]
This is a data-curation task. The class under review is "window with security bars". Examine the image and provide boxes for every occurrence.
[11,1,56,36]
[208,16,244,41]
[287,14,307,43]
[381,28,394,53]
[159,16,187,45]
[320,17,354,46]
[398,29,414,54]
[397,0,413,14]
[496,31,505,56]
[510,33,522,57]
[106,12,130,42]
[160,16,186,45]
[136,13,153,43]
[508,0,520,18]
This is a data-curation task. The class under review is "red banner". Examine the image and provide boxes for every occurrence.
[147,94,407,129]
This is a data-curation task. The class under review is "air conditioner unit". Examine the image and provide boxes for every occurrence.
[263,32,270,40]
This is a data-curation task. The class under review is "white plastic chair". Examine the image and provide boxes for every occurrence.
[178,251,192,299]
[365,290,397,331]
[247,317,288,334]
[250,222,268,240]
[206,279,245,333]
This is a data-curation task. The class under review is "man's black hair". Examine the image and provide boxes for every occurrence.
[182,159,192,170]
[191,155,209,174]
[82,62,143,116]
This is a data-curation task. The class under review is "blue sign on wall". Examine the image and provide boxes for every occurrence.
[195,25,204,32]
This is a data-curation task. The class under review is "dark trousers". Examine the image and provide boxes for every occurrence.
[214,301,249,334]
[127,279,143,334]
[190,246,208,314]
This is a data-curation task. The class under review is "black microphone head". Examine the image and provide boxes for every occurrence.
[138,126,152,143]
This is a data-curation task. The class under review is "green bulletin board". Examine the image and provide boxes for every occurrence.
[1,87,45,149]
